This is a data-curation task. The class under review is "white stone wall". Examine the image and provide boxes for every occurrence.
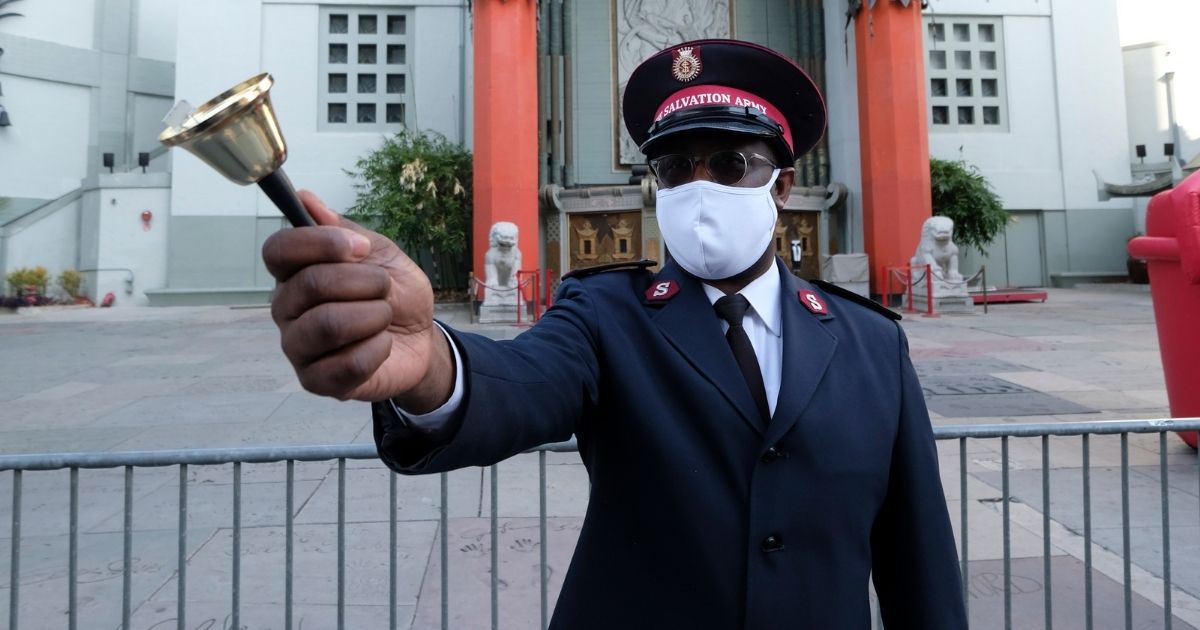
[924,0,1131,213]
[1118,0,1200,168]
[170,0,471,219]
[79,175,171,307]
[0,76,93,199]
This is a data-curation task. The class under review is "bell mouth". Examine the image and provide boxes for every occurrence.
[159,73,274,146]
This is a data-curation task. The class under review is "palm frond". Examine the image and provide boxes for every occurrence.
[0,0,25,9]
[0,12,24,20]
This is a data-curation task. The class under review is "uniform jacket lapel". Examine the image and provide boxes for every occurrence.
[766,260,838,446]
[647,261,767,435]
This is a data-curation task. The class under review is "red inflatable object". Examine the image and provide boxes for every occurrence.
[1128,170,1200,449]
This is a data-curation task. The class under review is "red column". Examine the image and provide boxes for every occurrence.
[854,1,932,295]
[472,0,539,288]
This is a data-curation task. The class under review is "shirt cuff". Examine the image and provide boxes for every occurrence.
[389,322,464,430]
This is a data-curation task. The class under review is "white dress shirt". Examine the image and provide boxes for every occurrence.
[395,265,786,424]
[700,265,783,417]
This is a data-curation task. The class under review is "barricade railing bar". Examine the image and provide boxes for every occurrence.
[2,418,1199,630]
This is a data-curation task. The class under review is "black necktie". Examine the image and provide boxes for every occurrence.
[713,294,770,424]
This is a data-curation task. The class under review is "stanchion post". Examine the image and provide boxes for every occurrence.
[905,266,916,313]
[982,266,988,315]
[923,263,939,318]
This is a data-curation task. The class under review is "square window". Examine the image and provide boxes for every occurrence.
[329,43,348,64]
[981,78,998,97]
[328,73,347,93]
[359,14,377,34]
[387,44,406,65]
[387,73,406,94]
[358,44,377,64]
[330,14,348,34]
[983,106,1000,125]
[932,106,949,125]
[931,78,947,97]
[958,106,975,125]
[953,23,970,42]
[979,24,996,42]
[328,103,347,123]
[929,50,946,70]
[980,51,997,70]
[358,73,377,94]
[954,50,972,70]
[388,15,407,35]
[956,78,973,97]
[387,103,405,124]
[928,23,945,42]
[358,103,377,124]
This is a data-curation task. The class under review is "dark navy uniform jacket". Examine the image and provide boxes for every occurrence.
[373,258,968,630]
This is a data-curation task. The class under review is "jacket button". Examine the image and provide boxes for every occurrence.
[761,534,785,552]
[761,447,787,463]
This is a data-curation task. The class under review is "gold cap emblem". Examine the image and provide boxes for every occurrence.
[671,47,702,82]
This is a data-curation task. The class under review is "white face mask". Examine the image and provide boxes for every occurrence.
[655,169,780,280]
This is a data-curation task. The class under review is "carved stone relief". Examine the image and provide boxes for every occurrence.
[614,0,732,165]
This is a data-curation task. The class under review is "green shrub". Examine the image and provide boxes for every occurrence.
[6,266,49,296]
[57,268,82,298]
[930,158,1009,255]
[346,129,473,258]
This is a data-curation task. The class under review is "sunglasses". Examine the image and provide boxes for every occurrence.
[648,151,778,189]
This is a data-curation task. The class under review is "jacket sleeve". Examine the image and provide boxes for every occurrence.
[373,277,602,474]
[871,324,969,629]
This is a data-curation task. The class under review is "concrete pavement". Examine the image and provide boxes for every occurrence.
[0,284,1196,629]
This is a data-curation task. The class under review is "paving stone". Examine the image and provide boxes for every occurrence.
[921,374,1034,396]
[0,528,214,630]
[927,392,1096,418]
[410,516,582,630]
[963,556,1198,630]
[88,392,289,428]
[295,466,484,522]
[142,522,436,609]
[912,357,1031,377]
[991,371,1103,393]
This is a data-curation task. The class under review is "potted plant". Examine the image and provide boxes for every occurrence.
[57,268,92,304]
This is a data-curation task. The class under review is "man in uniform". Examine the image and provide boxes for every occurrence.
[264,39,967,629]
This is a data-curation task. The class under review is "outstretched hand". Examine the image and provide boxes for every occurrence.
[262,191,454,410]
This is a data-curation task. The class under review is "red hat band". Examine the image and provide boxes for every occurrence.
[653,84,794,154]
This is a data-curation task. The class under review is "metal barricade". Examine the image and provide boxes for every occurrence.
[2,419,1199,630]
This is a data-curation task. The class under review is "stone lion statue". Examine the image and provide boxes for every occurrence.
[482,221,522,307]
[911,216,963,292]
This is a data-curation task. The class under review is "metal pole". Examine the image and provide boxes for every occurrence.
[491,464,499,630]
[338,458,346,630]
[69,467,78,630]
[232,462,241,630]
[1002,436,1011,629]
[177,464,188,630]
[10,470,21,630]
[286,460,294,630]
[959,437,969,617]
[1083,435,1093,630]
[441,472,450,630]
[1160,432,1173,629]
[1121,433,1132,630]
[540,450,549,630]
[123,466,133,630]
[1042,435,1052,630]
[390,473,398,630]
